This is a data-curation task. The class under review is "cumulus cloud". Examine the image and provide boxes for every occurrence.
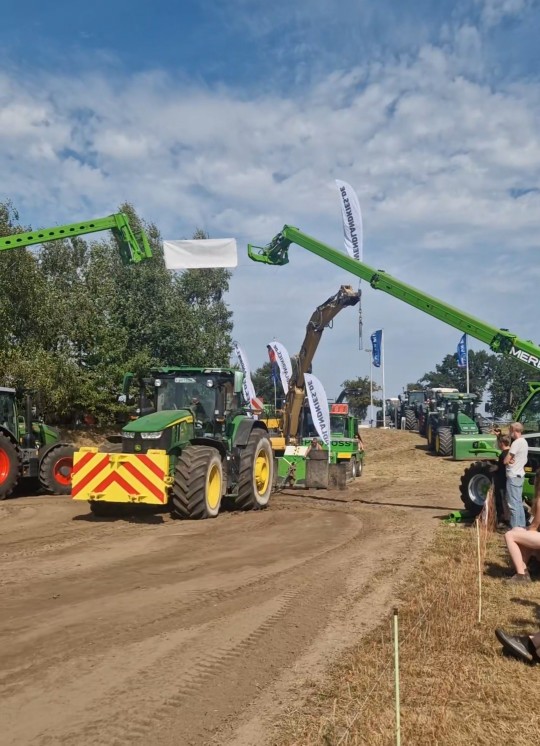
[1,14,540,398]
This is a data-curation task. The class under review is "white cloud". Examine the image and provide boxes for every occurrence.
[2,18,540,400]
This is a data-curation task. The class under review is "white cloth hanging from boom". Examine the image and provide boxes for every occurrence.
[163,238,238,269]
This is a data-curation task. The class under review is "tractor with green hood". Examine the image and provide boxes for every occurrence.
[71,366,274,518]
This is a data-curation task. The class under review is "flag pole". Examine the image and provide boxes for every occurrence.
[382,329,386,429]
[465,334,470,394]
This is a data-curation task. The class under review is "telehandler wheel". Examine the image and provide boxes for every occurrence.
[171,445,223,520]
[0,433,22,500]
[459,461,494,516]
[39,444,75,495]
[233,430,273,511]
[436,427,453,457]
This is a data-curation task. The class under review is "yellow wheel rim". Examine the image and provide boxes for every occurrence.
[206,463,221,510]
[254,448,270,495]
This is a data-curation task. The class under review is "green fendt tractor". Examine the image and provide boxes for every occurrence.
[71,366,274,518]
[425,391,493,458]
[0,388,74,499]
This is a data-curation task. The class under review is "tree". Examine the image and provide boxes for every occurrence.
[339,377,380,420]
[487,357,540,419]
[0,200,236,425]
[417,350,496,399]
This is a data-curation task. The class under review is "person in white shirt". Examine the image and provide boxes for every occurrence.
[503,422,528,529]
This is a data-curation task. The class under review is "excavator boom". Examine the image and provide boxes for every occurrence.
[283,285,359,441]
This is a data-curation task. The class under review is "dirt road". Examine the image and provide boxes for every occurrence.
[0,430,467,746]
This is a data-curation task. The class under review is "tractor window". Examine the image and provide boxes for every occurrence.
[330,415,347,436]
[519,391,540,434]
[0,394,16,435]
[156,376,216,426]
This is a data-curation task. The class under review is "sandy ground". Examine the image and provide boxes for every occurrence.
[0,429,468,746]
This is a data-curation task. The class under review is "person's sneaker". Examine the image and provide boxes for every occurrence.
[495,629,536,663]
[503,571,531,583]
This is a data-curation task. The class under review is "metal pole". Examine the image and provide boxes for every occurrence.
[466,333,470,394]
[393,607,401,746]
[369,350,374,427]
[381,329,386,429]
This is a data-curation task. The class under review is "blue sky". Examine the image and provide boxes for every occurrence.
[2,0,540,405]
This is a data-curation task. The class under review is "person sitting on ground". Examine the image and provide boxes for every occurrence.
[492,435,511,526]
[503,476,540,582]
[306,437,323,457]
[495,628,540,663]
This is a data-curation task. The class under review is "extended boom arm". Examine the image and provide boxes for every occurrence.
[283,285,359,442]
[249,226,540,373]
[0,213,152,264]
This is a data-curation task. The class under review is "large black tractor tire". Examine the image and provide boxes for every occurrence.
[39,444,75,495]
[171,445,224,520]
[232,430,273,511]
[436,427,453,457]
[0,434,22,500]
[460,461,495,516]
[404,409,417,431]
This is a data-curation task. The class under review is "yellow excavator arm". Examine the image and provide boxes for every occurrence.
[282,285,359,442]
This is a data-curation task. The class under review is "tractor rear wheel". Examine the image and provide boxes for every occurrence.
[436,427,453,457]
[171,445,223,519]
[39,444,75,495]
[233,430,273,511]
[0,434,22,500]
[460,461,494,516]
[405,410,417,431]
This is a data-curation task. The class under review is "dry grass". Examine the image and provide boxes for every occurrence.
[275,520,540,745]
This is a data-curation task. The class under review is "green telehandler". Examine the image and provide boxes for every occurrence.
[247,224,540,514]
[0,212,152,499]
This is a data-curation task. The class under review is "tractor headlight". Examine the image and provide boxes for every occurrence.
[141,431,163,439]
[123,432,135,439]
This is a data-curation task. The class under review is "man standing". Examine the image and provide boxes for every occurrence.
[504,422,528,529]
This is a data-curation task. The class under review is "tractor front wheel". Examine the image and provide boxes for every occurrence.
[436,427,453,457]
[39,445,75,495]
[171,445,224,519]
[460,461,494,516]
[0,434,22,500]
[233,430,273,511]
[351,456,363,478]
[405,410,417,431]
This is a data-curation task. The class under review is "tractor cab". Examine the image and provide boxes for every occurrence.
[0,388,17,437]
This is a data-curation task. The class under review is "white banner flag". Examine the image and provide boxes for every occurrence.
[267,340,292,395]
[304,373,331,447]
[335,179,363,261]
[232,341,260,409]
[163,238,238,270]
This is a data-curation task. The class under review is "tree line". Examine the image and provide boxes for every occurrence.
[0,201,233,425]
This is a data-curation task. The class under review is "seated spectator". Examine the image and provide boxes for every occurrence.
[495,628,540,663]
[503,476,540,582]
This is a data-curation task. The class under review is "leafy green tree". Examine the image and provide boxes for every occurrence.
[339,376,380,420]
[417,350,496,399]
[487,357,540,418]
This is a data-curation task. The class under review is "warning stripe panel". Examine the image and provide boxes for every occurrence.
[71,451,168,504]
[71,455,111,497]
[72,451,96,475]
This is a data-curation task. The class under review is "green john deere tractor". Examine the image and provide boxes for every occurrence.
[0,388,75,499]
[425,391,494,459]
[71,367,274,518]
